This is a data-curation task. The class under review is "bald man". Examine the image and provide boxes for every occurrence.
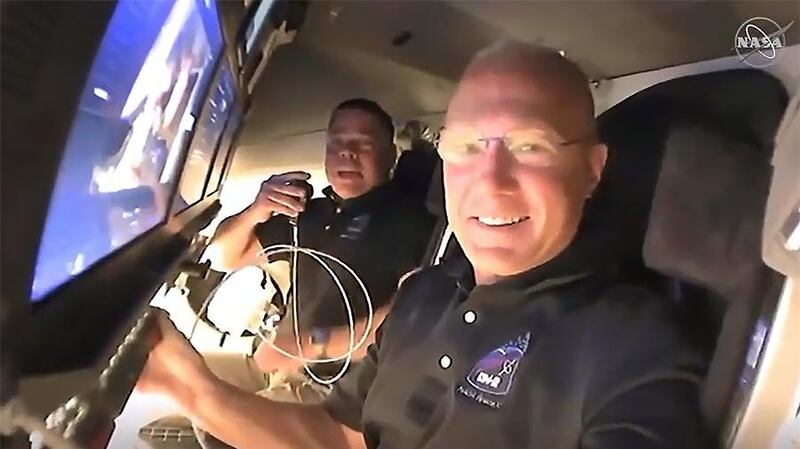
[138,42,709,449]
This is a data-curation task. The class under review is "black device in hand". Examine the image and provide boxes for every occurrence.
[285,179,314,225]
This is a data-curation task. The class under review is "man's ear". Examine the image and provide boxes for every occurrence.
[586,143,608,196]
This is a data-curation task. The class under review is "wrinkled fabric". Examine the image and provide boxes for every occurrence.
[326,238,710,449]
[255,182,435,330]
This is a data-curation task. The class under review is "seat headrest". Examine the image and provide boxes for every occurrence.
[642,125,773,302]
[589,69,788,272]
[425,159,445,218]
[392,139,439,202]
[599,69,788,150]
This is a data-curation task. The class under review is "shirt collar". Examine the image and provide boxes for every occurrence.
[322,182,398,214]
[445,230,601,311]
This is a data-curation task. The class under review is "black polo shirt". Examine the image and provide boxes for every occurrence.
[255,182,435,329]
[325,236,710,449]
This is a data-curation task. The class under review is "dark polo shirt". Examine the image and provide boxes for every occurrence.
[325,235,710,449]
[255,182,435,330]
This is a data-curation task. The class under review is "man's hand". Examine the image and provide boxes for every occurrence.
[252,304,392,374]
[137,311,213,413]
[206,171,311,272]
[138,311,362,449]
[253,332,302,373]
[250,171,312,222]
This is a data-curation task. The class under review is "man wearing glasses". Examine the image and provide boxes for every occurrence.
[139,41,708,449]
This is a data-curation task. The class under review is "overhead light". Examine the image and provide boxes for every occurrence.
[558,50,566,57]
[329,5,341,22]
[93,87,109,101]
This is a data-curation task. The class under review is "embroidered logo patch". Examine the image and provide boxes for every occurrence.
[340,214,370,240]
[457,332,531,408]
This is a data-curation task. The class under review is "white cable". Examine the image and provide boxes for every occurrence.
[291,223,299,312]
[255,244,374,385]
[192,223,375,385]
[274,246,353,384]
[289,224,304,376]
[259,245,374,359]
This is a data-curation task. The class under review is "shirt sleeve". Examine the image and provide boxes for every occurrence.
[579,287,712,449]
[580,372,709,449]
[322,267,423,432]
[253,216,291,254]
[323,323,384,431]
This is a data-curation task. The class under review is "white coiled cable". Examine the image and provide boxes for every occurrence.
[190,213,374,386]
[191,235,373,387]
[255,243,373,384]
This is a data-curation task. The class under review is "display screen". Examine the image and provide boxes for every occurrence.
[206,89,242,196]
[174,63,236,210]
[31,0,223,301]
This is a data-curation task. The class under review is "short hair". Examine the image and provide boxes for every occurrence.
[464,40,596,140]
[329,98,395,143]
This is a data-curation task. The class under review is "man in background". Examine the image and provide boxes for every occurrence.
[208,98,435,371]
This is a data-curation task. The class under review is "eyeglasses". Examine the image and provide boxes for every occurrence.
[326,131,382,152]
[437,127,586,165]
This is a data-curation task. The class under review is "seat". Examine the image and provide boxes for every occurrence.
[593,68,788,445]
[421,158,468,267]
[589,69,789,278]
[392,136,440,202]
[643,124,786,440]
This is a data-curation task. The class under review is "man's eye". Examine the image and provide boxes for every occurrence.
[510,143,546,153]
[444,142,482,156]
[462,143,483,154]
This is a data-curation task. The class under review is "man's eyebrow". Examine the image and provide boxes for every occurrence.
[329,129,377,138]
[440,126,589,147]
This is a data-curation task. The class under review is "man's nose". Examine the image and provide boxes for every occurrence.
[338,145,358,159]
[480,143,518,194]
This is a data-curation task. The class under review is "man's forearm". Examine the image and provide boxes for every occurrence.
[207,206,266,272]
[325,304,391,360]
[184,373,355,449]
[255,304,391,372]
